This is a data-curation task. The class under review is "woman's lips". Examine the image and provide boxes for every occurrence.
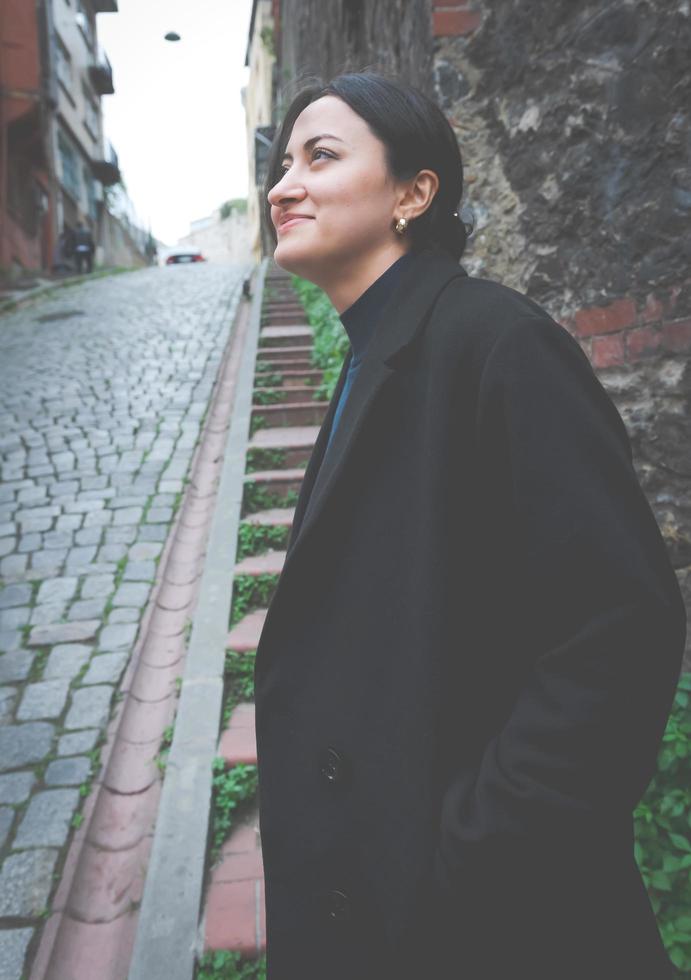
[278,216,313,233]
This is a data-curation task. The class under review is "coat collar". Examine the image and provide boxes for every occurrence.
[276,246,468,580]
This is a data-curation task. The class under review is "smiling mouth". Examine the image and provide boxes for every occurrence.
[279,216,313,232]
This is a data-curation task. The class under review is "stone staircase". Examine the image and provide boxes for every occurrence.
[200,267,329,963]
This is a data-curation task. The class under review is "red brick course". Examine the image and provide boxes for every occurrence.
[433,6,482,36]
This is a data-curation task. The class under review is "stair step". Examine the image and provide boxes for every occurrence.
[217,702,257,767]
[255,358,313,373]
[202,805,265,955]
[259,325,312,346]
[256,347,313,366]
[249,425,319,449]
[253,386,320,405]
[263,369,322,388]
[252,402,328,426]
[242,507,295,527]
[235,549,286,576]
[227,608,268,651]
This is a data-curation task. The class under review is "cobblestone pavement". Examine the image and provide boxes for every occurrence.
[0,262,246,979]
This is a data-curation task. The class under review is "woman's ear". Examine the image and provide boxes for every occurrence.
[397,170,440,221]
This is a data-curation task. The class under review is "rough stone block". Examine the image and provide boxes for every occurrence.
[43,643,92,680]
[64,685,113,730]
[0,849,59,916]
[14,789,80,847]
[17,679,70,721]
[0,927,34,979]
[36,575,79,602]
[28,619,100,646]
[0,583,32,608]
[98,622,138,651]
[0,771,36,804]
[80,574,115,599]
[81,652,128,685]
[112,582,151,608]
[45,756,91,786]
[0,649,34,682]
[58,728,100,756]
[0,723,54,771]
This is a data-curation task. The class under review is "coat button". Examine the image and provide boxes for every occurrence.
[319,747,344,784]
[326,888,350,923]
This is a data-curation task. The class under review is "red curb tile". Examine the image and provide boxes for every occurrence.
[116,692,176,744]
[227,609,267,651]
[249,425,319,449]
[87,782,160,851]
[68,836,151,922]
[140,635,185,669]
[146,605,189,637]
[103,738,161,795]
[203,878,264,955]
[129,661,180,703]
[218,724,257,766]
[164,559,202,586]
[242,507,295,527]
[30,910,138,980]
[155,580,198,611]
[234,550,286,576]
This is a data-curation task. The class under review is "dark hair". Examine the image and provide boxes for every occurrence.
[263,71,473,261]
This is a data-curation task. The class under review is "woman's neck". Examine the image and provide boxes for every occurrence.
[318,244,413,315]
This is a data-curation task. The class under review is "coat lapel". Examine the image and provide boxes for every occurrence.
[266,247,468,616]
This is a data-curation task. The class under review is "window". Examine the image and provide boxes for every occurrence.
[58,131,81,201]
[55,37,72,93]
[76,0,94,48]
[83,165,98,219]
[83,88,99,137]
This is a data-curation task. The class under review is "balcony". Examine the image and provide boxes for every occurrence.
[92,0,118,11]
[88,46,114,95]
[92,140,120,186]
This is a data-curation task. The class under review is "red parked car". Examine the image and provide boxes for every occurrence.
[164,246,207,265]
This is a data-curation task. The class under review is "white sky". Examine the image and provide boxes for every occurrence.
[97,0,253,246]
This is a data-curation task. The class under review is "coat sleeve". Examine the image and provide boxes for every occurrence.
[435,313,687,889]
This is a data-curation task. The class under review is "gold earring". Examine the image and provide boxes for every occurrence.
[394,216,408,235]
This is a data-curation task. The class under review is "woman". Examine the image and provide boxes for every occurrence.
[253,71,687,979]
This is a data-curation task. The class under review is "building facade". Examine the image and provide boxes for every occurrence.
[0,0,53,275]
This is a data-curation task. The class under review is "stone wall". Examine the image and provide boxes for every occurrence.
[276,0,434,110]
[431,0,690,667]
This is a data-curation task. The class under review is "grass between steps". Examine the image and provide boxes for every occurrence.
[196,950,266,979]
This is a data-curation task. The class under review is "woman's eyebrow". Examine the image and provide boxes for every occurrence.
[281,133,345,163]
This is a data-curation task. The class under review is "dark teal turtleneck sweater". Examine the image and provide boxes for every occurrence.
[324,249,417,455]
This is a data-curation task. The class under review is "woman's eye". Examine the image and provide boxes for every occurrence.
[312,147,333,162]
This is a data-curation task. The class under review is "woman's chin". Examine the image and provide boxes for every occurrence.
[273,242,309,276]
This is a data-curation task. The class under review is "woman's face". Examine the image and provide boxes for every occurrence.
[267,95,404,282]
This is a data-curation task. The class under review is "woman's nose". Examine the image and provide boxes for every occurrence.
[267,173,306,207]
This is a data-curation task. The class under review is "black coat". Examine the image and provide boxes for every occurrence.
[253,245,687,979]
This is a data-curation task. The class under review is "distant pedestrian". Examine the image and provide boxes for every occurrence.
[254,70,687,979]
[74,221,95,274]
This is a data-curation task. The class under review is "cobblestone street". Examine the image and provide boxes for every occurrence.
[0,262,246,978]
